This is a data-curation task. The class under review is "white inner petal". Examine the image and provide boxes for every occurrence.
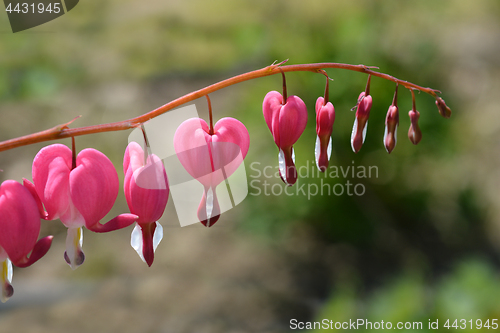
[278,149,287,183]
[362,120,368,143]
[1,259,13,303]
[327,137,332,161]
[153,222,163,252]
[65,227,84,270]
[131,223,145,263]
[351,118,358,152]
[206,187,214,220]
[315,136,321,170]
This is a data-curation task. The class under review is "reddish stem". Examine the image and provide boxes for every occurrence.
[392,83,399,107]
[71,137,76,170]
[206,95,214,135]
[365,74,372,96]
[279,67,287,103]
[0,62,442,152]
[411,89,417,111]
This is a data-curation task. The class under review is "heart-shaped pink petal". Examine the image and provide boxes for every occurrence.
[0,180,52,267]
[174,117,249,188]
[278,95,308,149]
[263,90,283,146]
[32,144,72,221]
[124,142,169,224]
[174,116,249,227]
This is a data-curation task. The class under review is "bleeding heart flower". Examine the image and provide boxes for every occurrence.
[174,117,249,227]
[351,91,373,153]
[0,180,53,302]
[124,141,169,266]
[263,91,307,185]
[315,96,335,172]
[27,144,137,269]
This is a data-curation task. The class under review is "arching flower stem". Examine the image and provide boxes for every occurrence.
[0,62,445,152]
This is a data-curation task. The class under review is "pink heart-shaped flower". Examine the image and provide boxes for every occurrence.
[30,143,137,269]
[0,180,53,268]
[263,91,307,185]
[174,117,249,226]
[124,141,169,266]
[315,96,335,172]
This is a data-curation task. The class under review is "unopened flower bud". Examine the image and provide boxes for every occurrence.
[351,92,372,153]
[315,96,335,172]
[435,97,451,118]
[383,105,399,153]
[408,110,422,145]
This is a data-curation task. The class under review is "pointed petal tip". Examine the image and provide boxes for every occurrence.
[13,235,54,268]
[201,214,220,227]
[87,213,138,233]
[145,256,154,267]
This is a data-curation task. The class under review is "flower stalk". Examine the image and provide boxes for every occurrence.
[0,62,446,153]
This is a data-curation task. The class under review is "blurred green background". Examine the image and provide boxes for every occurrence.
[0,0,499,332]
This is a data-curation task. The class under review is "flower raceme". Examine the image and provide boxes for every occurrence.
[26,144,138,269]
[315,96,335,172]
[174,117,250,227]
[0,180,53,302]
[123,141,169,266]
[263,91,308,186]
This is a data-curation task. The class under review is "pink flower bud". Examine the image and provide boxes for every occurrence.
[383,105,399,153]
[351,92,372,153]
[408,110,422,145]
[174,117,249,227]
[263,91,307,185]
[435,97,452,118]
[315,96,335,172]
[0,180,53,302]
[30,144,137,269]
[124,142,169,266]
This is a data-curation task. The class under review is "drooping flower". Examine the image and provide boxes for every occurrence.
[124,141,169,266]
[383,85,399,154]
[435,96,452,118]
[0,180,53,302]
[351,75,373,153]
[263,91,307,185]
[408,109,422,145]
[315,96,335,172]
[174,117,250,227]
[408,89,422,145]
[26,144,137,269]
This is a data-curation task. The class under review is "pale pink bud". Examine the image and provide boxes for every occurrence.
[408,110,422,145]
[435,97,452,118]
[383,105,399,153]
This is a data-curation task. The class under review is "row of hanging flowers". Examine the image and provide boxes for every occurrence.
[0,61,451,302]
